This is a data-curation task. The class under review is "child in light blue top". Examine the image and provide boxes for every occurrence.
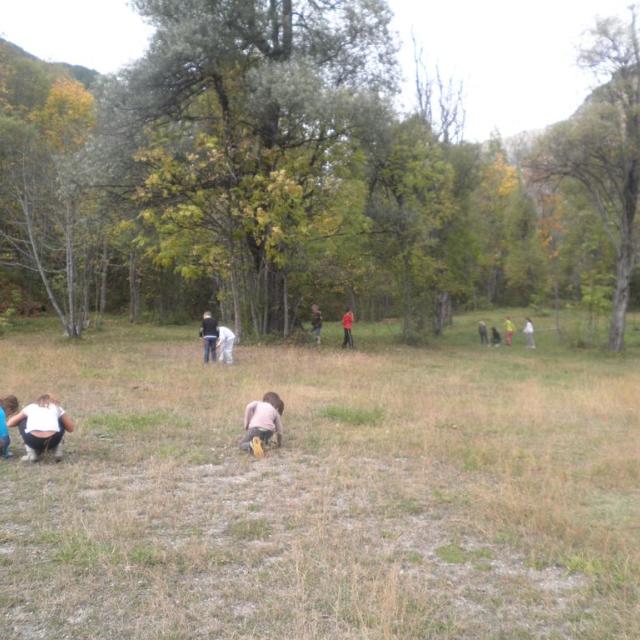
[0,395,19,459]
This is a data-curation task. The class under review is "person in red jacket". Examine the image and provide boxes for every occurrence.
[342,307,355,349]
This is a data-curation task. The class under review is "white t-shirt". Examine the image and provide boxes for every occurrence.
[23,403,65,433]
[218,326,235,341]
[523,322,534,335]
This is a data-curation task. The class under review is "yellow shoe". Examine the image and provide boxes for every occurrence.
[251,436,264,458]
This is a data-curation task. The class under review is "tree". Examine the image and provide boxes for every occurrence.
[532,6,640,351]
[0,77,98,337]
[364,115,454,342]
[112,0,398,335]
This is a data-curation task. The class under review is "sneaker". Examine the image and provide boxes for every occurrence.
[250,436,264,458]
[20,447,41,463]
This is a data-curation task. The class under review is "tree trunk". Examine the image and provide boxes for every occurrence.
[347,286,357,316]
[64,201,80,338]
[553,281,561,336]
[433,291,451,336]
[129,249,140,323]
[282,0,292,57]
[99,235,108,319]
[20,194,68,335]
[608,167,638,351]
[283,272,289,337]
[230,262,242,340]
[81,265,91,331]
[401,255,411,341]
[608,236,634,351]
[262,264,269,334]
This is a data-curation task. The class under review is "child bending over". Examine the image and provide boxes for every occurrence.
[239,392,284,458]
[7,394,75,462]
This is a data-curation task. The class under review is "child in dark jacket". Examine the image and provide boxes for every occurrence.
[199,311,219,364]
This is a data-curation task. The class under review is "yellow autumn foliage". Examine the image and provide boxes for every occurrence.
[36,77,95,151]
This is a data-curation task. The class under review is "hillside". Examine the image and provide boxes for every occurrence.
[0,36,100,101]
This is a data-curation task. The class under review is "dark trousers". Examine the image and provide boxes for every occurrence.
[239,428,274,451]
[18,418,64,452]
[342,328,354,348]
[203,337,217,363]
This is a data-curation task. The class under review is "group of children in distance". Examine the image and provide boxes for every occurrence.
[309,304,355,349]
[478,316,536,349]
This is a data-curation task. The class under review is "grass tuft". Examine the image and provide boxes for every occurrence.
[320,404,384,425]
[226,518,273,541]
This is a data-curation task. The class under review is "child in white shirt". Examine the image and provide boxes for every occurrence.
[216,326,236,364]
[7,394,75,462]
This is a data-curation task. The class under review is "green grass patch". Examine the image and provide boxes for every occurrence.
[435,543,467,564]
[85,411,187,434]
[226,517,273,542]
[435,543,493,566]
[55,534,115,567]
[128,544,166,567]
[320,404,384,425]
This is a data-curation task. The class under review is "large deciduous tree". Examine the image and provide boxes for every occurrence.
[533,7,640,351]
[112,0,397,336]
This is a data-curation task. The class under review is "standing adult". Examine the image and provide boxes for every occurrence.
[310,304,323,345]
[342,307,355,349]
[504,316,516,346]
[7,394,74,462]
[523,318,536,349]
[199,311,219,364]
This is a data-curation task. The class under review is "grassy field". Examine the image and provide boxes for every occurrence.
[1,310,639,639]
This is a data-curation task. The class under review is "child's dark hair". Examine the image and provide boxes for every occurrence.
[37,394,59,407]
[0,395,19,416]
[263,391,284,415]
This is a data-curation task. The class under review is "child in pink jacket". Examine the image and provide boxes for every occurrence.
[239,392,284,457]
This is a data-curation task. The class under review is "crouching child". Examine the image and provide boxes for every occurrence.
[0,395,19,459]
[239,392,284,458]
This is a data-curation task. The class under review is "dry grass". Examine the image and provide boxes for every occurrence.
[0,315,639,638]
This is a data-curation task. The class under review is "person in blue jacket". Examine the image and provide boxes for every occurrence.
[0,395,19,459]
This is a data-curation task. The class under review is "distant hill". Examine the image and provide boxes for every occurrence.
[0,36,100,94]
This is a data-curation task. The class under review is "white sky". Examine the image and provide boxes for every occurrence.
[0,0,635,141]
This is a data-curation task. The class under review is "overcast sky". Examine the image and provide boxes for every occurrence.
[0,0,635,141]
